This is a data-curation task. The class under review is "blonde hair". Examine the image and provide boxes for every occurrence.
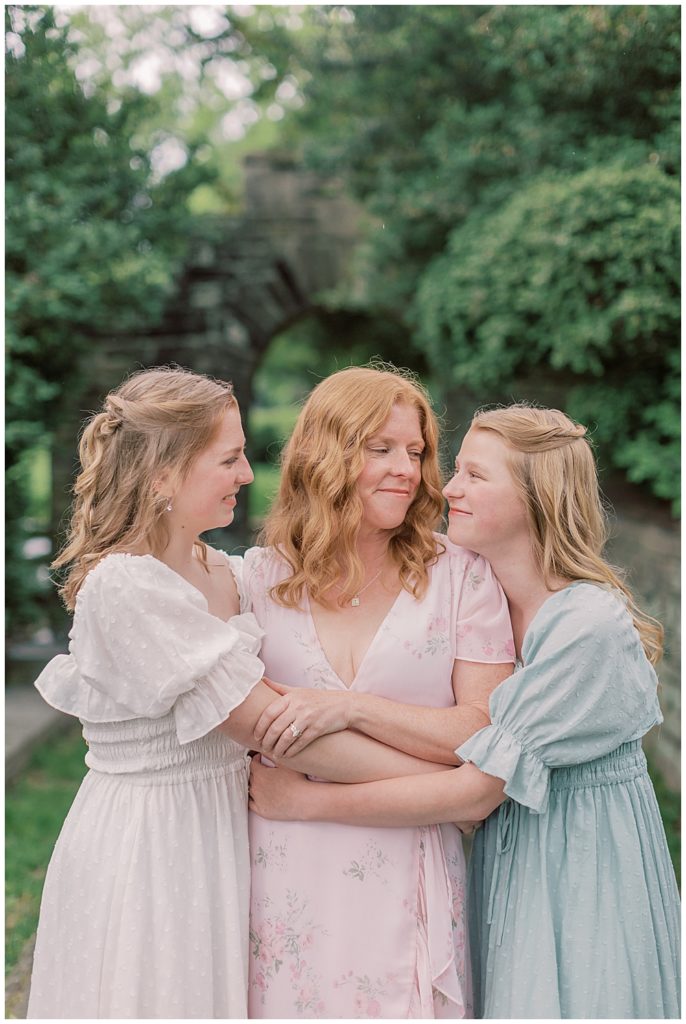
[261,364,444,607]
[471,403,663,664]
[53,366,237,609]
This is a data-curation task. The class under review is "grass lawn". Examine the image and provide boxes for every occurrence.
[5,723,88,976]
[5,721,680,978]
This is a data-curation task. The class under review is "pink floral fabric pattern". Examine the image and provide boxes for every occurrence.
[250,885,328,1015]
[245,537,514,1018]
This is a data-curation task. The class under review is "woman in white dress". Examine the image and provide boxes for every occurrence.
[27,366,450,1019]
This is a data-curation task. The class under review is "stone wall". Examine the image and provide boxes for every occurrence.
[606,511,680,790]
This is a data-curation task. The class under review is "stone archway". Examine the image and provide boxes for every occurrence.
[51,154,363,545]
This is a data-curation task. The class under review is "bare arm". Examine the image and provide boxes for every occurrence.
[218,680,450,783]
[253,660,512,764]
[249,757,507,827]
[348,659,511,764]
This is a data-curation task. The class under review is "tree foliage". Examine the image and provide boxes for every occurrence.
[274,5,680,509]
[6,5,680,643]
[5,5,201,630]
[57,5,305,214]
[4,5,328,634]
[417,164,680,504]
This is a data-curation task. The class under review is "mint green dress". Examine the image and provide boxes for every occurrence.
[457,583,680,1019]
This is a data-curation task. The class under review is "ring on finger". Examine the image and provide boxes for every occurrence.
[289,721,302,739]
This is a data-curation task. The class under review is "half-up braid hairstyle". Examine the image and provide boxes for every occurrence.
[471,403,663,664]
[261,364,445,608]
[53,366,236,609]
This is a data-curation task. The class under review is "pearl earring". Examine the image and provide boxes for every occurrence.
[166,500,173,512]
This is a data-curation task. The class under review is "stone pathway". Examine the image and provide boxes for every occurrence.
[6,686,71,783]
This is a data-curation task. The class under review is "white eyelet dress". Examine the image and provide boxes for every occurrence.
[27,552,264,1019]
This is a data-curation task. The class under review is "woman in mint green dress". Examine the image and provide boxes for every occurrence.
[249,403,680,1019]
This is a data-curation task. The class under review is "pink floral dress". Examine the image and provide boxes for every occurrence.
[245,537,514,1019]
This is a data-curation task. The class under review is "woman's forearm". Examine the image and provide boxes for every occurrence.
[348,693,488,765]
[252,663,511,764]
[345,660,512,764]
[254,762,507,827]
[221,681,448,782]
[280,730,451,783]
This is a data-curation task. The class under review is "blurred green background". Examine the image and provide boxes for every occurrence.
[5,2,680,985]
[6,4,680,644]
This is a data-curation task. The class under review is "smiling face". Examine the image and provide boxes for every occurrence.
[356,402,425,535]
[442,427,530,557]
[168,405,253,535]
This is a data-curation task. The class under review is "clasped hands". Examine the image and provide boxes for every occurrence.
[253,678,350,757]
[251,681,481,835]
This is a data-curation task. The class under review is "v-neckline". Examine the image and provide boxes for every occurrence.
[305,586,406,690]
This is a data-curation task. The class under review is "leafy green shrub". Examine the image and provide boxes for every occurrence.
[249,406,299,463]
[417,163,680,511]
[269,6,679,513]
[249,463,282,523]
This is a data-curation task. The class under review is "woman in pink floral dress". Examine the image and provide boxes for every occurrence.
[245,366,514,1018]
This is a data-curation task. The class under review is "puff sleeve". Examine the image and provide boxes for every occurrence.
[456,583,662,813]
[448,541,515,664]
[34,553,265,744]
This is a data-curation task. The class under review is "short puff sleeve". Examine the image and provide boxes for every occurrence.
[34,553,265,744]
[447,540,515,664]
[456,583,662,813]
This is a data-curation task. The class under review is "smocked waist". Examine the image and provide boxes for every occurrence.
[81,711,248,777]
[549,740,646,791]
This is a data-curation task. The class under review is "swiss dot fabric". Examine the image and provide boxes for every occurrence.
[27,552,264,1019]
[458,582,680,1019]
[34,553,265,743]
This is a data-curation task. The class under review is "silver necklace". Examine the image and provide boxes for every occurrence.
[335,567,383,607]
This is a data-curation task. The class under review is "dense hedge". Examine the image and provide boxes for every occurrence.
[417,164,680,507]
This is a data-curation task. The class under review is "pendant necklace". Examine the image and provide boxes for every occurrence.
[336,567,383,607]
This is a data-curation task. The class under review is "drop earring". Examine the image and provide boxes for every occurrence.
[166,500,173,512]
